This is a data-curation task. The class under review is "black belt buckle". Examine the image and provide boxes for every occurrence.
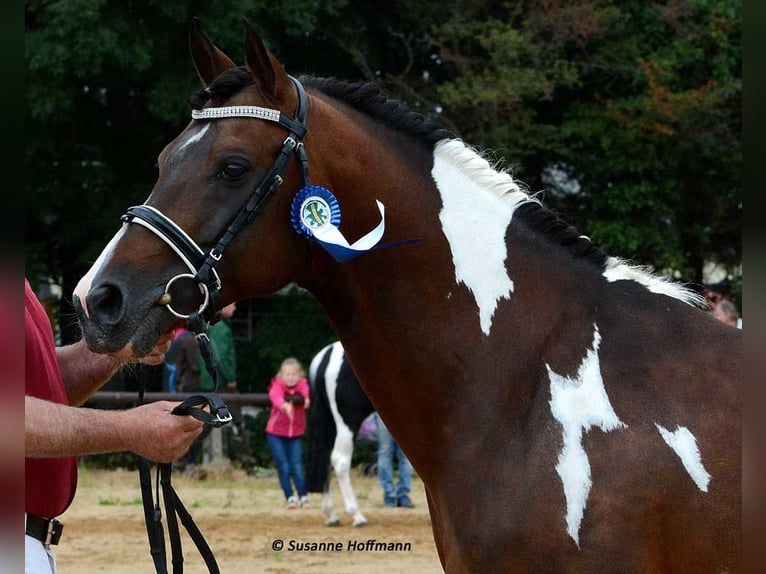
[44,518,63,547]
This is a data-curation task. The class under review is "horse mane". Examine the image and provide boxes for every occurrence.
[189,69,700,306]
[189,67,254,109]
[188,68,453,145]
[300,76,454,146]
[433,140,702,306]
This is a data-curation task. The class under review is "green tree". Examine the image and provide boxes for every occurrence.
[427,0,741,283]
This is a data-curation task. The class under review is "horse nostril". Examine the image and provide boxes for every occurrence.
[87,283,125,326]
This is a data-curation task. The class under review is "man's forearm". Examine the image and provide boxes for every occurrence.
[25,395,129,457]
[55,341,122,406]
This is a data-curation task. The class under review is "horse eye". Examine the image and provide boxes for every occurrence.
[218,162,249,181]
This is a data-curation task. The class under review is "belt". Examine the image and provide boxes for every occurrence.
[25,514,64,547]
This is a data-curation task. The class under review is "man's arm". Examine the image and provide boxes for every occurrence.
[25,396,204,463]
[57,335,172,406]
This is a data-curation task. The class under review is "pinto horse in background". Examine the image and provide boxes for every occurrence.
[305,340,374,527]
[73,18,741,573]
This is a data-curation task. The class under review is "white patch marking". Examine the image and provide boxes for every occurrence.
[73,225,128,317]
[655,424,711,492]
[432,139,534,335]
[547,325,627,547]
[177,123,210,154]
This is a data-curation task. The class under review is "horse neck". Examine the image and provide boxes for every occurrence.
[299,128,604,471]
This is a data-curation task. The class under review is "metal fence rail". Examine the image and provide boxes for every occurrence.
[85,392,271,407]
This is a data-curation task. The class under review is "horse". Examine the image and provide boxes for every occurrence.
[73,18,742,573]
[305,340,375,527]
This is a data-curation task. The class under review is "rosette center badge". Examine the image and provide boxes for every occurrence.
[300,197,332,231]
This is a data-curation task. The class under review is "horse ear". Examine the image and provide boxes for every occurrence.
[242,18,291,98]
[189,17,236,87]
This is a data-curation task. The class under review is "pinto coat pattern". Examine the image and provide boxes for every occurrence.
[74,19,741,573]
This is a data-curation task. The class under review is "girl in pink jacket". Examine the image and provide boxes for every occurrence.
[265,357,311,508]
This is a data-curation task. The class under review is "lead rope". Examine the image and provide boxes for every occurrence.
[137,313,232,574]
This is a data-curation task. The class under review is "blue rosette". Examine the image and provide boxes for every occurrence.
[290,184,390,263]
[291,185,341,239]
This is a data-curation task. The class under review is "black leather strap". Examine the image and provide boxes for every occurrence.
[138,457,168,574]
[171,393,232,427]
[138,391,230,573]
[139,457,222,574]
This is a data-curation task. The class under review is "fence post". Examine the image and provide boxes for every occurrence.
[206,427,226,463]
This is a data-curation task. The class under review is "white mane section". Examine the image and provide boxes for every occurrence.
[433,139,537,335]
[435,139,536,208]
[603,257,703,306]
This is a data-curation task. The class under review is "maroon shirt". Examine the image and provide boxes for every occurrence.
[25,278,77,518]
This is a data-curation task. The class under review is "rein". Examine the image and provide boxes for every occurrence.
[124,76,310,574]
[135,391,230,574]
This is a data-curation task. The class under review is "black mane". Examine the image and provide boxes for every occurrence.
[300,76,453,146]
[514,202,608,268]
[189,68,604,267]
[189,67,254,109]
[189,68,453,147]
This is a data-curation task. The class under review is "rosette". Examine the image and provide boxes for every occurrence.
[290,185,341,239]
[290,185,386,263]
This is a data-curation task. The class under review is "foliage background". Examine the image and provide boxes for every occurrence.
[26,0,742,390]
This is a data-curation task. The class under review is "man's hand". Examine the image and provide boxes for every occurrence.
[121,401,205,463]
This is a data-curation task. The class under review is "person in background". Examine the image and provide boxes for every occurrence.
[25,277,204,574]
[712,298,742,329]
[265,357,311,509]
[172,328,201,393]
[162,327,191,393]
[374,412,415,508]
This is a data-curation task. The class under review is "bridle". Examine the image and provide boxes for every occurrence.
[121,75,309,325]
[122,76,310,574]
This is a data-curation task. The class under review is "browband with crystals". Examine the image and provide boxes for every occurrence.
[191,105,281,121]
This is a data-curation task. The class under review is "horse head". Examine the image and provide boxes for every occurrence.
[74,20,319,355]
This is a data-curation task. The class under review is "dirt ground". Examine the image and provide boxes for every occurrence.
[55,464,444,574]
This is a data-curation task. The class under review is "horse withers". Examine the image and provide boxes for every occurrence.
[73,18,741,573]
[305,340,374,527]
